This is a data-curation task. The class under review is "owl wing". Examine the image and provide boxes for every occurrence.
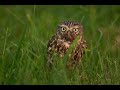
[47,35,56,66]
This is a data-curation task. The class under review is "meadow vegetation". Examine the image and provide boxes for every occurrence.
[0,5,120,84]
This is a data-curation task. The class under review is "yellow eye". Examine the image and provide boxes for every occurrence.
[73,28,79,32]
[61,27,66,32]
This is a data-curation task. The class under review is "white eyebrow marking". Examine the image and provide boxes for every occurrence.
[58,24,69,30]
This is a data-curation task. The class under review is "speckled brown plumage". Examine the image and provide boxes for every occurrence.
[47,21,87,69]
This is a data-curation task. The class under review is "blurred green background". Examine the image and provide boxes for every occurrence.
[0,5,120,85]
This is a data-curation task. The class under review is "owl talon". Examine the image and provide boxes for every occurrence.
[46,60,54,69]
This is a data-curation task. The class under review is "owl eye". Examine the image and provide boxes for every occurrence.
[73,28,79,32]
[61,27,66,32]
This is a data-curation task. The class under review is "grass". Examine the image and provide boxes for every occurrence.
[0,5,120,85]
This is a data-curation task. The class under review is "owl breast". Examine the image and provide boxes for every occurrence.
[47,36,70,58]
[66,37,87,68]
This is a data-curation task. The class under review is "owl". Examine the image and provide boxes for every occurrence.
[47,21,87,69]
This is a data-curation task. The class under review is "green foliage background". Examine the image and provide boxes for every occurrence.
[0,5,120,85]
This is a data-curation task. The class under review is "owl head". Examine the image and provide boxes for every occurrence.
[56,21,83,43]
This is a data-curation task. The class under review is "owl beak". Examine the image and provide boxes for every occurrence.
[67,31,74,41]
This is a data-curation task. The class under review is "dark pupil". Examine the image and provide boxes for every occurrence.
[63,28,65,30]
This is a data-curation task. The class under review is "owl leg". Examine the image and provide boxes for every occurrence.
[46,51,54,69]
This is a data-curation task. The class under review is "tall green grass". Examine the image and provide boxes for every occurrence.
[0,5,120,85]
